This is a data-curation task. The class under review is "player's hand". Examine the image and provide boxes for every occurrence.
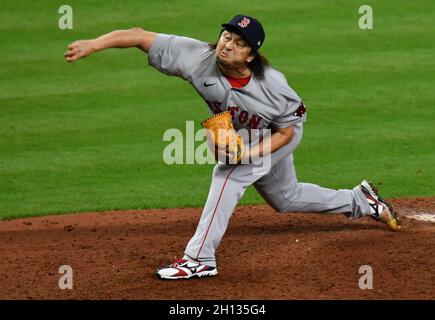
[64,40,96,62]
[214,145,232,164]
[214,143,248,165]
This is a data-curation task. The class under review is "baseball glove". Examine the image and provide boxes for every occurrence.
[201,111,245,164]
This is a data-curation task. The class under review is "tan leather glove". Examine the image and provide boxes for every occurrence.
[201,111,245,164]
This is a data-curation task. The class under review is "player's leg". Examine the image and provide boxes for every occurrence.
[253,154,372,217]
[182,163,255,267]
[254,152,401,232]
[156,162,261,279]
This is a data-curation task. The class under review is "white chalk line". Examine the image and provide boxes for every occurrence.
[405,213,435,223]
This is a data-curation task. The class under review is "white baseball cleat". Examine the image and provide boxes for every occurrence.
[155,258,217,280]
[359,180,401,231]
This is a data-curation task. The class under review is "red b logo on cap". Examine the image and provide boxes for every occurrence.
[238,17,250,28]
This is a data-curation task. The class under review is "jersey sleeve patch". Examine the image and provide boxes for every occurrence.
[293,102,306,117]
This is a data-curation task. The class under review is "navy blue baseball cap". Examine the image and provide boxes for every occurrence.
[221,15,265,51]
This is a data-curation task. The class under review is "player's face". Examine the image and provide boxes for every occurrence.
[216,30,255,68]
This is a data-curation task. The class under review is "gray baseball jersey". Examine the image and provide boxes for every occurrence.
[148,34,372,268]
[148,34,307,131]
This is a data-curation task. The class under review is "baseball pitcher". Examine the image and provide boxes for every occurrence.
[65,14,401,280]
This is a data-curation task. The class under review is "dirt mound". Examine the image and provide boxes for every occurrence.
[0,197,434,300]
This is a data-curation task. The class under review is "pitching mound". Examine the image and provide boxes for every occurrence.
[0,197,434,300]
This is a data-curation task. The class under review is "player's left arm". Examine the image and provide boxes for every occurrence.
[248,126,294,160]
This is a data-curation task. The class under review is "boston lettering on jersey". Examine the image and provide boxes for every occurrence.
[205,100,263,129]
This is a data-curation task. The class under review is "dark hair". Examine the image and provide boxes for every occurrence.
[209,30,270,79]
[247,51,270,79]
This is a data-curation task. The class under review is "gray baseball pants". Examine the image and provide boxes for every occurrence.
[183,126,371,267]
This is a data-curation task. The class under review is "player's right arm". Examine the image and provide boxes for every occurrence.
[64,28,157,62]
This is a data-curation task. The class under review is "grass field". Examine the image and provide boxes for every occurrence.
[1,0,434,219]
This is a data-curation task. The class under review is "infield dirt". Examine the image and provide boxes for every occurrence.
[0,197,434,300]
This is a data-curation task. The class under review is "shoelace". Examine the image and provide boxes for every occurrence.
[170,257,186,268]
[366,182,400,221]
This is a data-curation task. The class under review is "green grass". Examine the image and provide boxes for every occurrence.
[1,0,434,219]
